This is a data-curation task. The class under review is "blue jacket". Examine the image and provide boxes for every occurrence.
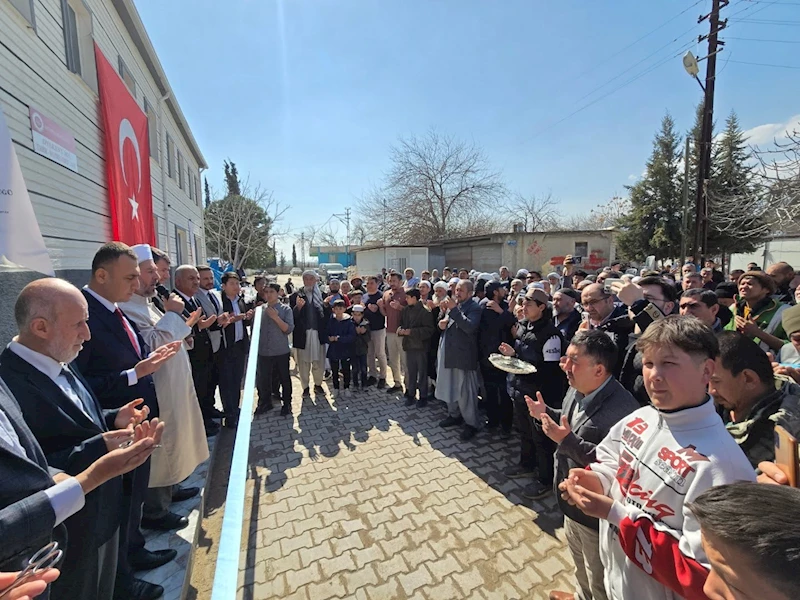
[326,315,356,360]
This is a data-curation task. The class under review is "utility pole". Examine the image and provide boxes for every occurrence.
[333,207,351,266]
[680,137,690,265]
[692,0,728,266]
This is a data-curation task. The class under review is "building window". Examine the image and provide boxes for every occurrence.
[143,98,159,162]
[177,152,185,190]
[166,134,175,179]
[175,225,188,264]
[188,172,195,201]
[61,0,97,91]
[196,177,202,207]
[9,0,36,27]
[117,55,137,99]
[574,242,588,259]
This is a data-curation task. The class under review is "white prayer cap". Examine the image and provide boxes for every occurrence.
[131,244,153,264]
[448,277,460,285]
[546,272,560,280]
[433,281,448,291]
[528,282,545,291]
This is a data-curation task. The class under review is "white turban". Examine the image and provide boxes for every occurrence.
[433,281,448,292]
[131,244,152,264]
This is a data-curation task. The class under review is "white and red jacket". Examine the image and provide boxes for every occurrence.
[590,398,755,600]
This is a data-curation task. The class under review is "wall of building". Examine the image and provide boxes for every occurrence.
[0,0,205,342]
[729,236,800,272]
[355,247,430,277]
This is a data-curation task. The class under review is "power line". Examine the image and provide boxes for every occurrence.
[726,35,800,42]
[727,58,800,68]
[730,18,800,24]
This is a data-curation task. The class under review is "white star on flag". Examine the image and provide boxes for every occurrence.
[129,195,139,220]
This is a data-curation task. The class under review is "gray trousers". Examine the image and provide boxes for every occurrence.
[564,516,607,600]
[143,485,174,520]
[367,328,388,379]
[405,350,429,399]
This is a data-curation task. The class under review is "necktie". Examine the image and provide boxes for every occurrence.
[115,308,141,357]
[61,368,102,426]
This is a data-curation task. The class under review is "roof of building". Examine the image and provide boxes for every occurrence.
[114,0,207,169]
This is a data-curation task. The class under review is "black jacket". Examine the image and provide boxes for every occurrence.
[352,317,371,356]
[442,298,482,371]
[0,351,123,583]
[546,378,640,529]
[478,297,515,360]
[77,291,159,417]
[221,294,252,348]
[618,299,670,406]
[511,318,568,409]
[289,290,328,349]
[554,309,582,344]
[587,303,635,378]
[400,303,435,352]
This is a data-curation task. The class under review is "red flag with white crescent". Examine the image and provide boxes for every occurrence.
[94,43,155,246]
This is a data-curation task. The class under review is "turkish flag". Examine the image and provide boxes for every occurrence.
[95,43,155,246]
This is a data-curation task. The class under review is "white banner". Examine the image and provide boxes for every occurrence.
[0,105,55,276]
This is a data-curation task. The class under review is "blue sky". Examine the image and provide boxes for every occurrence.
[136,0,800,256]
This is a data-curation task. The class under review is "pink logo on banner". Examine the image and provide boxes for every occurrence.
[29,106,78,171]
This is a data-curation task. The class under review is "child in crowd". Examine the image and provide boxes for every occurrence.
[326,299,355,395]
[351,305,371,390]
[398,288,435,407]
[560,316,755,600]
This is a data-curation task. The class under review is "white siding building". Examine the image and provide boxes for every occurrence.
[0,0,207,341]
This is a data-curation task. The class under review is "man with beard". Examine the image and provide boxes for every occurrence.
[477,281,515,434]
[119,245,208,532]
[291,271,328,396]
[553,289,582,343]
[767,262,796,305]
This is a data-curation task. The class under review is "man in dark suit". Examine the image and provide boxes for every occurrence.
[0,375,162,600]
[526,330,640,600]
[0,277,165,599]
[218,272,254,428]
[75,242,181,600]
[174,265,229,436]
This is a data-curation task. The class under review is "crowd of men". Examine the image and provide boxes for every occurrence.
[250,259,800,600]
[2,244,800,599]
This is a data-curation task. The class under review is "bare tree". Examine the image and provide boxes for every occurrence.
[358,130,508,244]
[204,180,288,270]
[554,196,630,231]
[506,193,559,231]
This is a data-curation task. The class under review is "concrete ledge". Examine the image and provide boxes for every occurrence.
[139,435,219,600]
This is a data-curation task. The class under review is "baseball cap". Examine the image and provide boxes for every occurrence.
[524,288,549,304]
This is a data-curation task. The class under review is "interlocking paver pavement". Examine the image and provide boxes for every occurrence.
[237,378,576,599]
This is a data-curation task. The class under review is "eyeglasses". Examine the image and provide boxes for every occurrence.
[582,296,610,307]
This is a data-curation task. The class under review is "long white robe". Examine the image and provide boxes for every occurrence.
[119,294,209,487]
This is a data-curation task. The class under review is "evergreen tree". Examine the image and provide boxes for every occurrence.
[204,177,211,209]
[292,243,297,267]
[707,110,761,255]
[223,160,241,197]
[279,251,286,272]
[618,113,683,262]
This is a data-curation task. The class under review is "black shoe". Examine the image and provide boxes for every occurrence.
[114,578,164,600]
[223,417,238,429]
[386,385,403,394]
[460,425,478,441]
[439,415,464,428]
[172,486,200,502]
[302,387,311,397]
[254,403,274,416]
[521,480,552,500]
[377,378,386,390]
[324,369,332,380]
[206,407,225,419]
[314,385,325,395]
[417,397,428,408]
[486,421,499,431]
[129,548,177,572]
[280,405,291,416]
[366,376,377,386]
[141,511,189,531]
[404,396,416,407]
[504,464,537,479]
[501,427,513,439]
